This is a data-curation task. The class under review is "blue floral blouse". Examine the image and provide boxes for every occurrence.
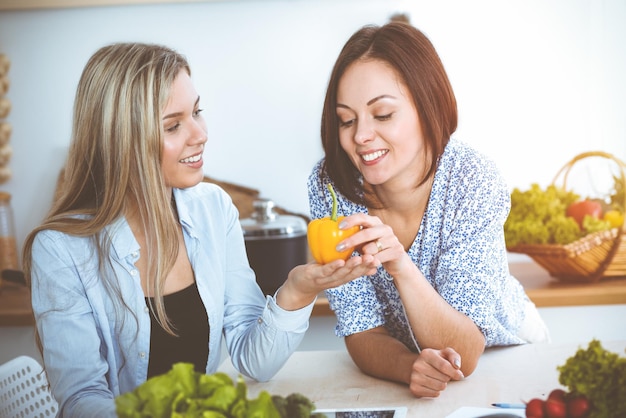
[307,138,530,349]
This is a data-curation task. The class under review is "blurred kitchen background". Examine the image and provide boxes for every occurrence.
[1,0,625,364]
[1,0,625,260]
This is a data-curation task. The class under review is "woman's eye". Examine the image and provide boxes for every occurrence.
[193,108,204,117]
[165,122,180,133]
[339,118,354,128]
[376,113,393,121]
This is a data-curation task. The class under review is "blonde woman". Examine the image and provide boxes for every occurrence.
[23,42,376,417]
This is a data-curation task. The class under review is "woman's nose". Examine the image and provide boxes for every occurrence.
[354,120,374,144]
[191,119,208,145]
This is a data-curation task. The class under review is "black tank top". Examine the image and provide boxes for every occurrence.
[145,281,209,378]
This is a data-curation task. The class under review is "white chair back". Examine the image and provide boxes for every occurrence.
[0,355,58,418]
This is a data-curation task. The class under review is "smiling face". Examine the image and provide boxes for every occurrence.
[336,59,427,188]
[161,69,207,190]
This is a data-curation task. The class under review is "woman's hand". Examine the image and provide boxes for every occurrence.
[408,347,464,398]
[276,254,379,311]
[345,327,464,398]
[335,213,412,278]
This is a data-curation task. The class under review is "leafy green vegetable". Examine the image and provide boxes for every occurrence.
[271,395,288,417]
[505,184,582,247]
[504,183,616,247]
[581,214,611,234]
[115,362,319,418]
[557,339,626,418]
[246,391,280,418]
[285,393,318,418]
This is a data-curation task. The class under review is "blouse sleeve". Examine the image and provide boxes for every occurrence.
[211,186,311,382]
[431,154,527,346]
[31,231,119,417]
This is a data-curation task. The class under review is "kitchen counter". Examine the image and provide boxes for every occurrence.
[312,260,626,316]
[2,260,626,325]
[509,260,626,307]
[0,283,31,326]
[218,340,626,417]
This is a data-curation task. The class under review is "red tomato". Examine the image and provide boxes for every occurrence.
[566,200,603,228]
[544,398,567,418]
[526,398,545,418]
[547,389,567,403]
[567,394,591,418]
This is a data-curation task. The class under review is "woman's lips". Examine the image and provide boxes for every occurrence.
[179,152,203,168]
[360,149,388,164]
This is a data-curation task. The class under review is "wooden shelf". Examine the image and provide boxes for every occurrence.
[312,261,626,316]
[0,0,216,11]
[509,261,626,307]
[0,283,33,326]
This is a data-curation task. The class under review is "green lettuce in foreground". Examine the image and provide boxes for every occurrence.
[558,339,626,418]
[115,362,320,418]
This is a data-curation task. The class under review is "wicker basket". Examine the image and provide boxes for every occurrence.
[507,151,626,282]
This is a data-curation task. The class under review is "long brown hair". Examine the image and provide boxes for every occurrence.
[23,42,190,336]
[320,22,458,205]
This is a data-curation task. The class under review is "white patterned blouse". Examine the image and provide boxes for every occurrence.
[307,138,531,350]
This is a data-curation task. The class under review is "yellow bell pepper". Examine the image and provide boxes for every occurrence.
[603,209,624,229]
[307,184,360,264]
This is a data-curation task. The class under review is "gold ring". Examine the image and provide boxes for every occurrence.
[376,239,384,253]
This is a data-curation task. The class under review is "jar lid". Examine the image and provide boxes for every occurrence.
[240,199,307,240]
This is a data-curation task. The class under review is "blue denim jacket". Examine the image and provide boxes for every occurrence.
[30,182,313,417]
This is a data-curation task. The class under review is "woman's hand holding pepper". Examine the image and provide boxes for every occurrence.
[334,213,414,279]
[276,254,379,311]
[277,209,413,311]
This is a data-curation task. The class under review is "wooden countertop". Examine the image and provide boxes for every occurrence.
[2,260,625,325]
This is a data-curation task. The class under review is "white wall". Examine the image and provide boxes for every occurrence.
[0,0,625,262]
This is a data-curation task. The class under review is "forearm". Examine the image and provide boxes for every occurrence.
[392,261,485,375]
[345,327,419,385]
[227,304,309,382]
[275,266,318,311]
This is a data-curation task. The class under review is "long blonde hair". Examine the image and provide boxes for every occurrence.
[23,42,190,335]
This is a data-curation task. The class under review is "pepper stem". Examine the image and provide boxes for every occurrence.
[327,183,338,222]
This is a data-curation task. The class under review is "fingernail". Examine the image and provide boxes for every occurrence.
[454,358,461,368]
[336,242,346,252]
[338,221,347,229]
